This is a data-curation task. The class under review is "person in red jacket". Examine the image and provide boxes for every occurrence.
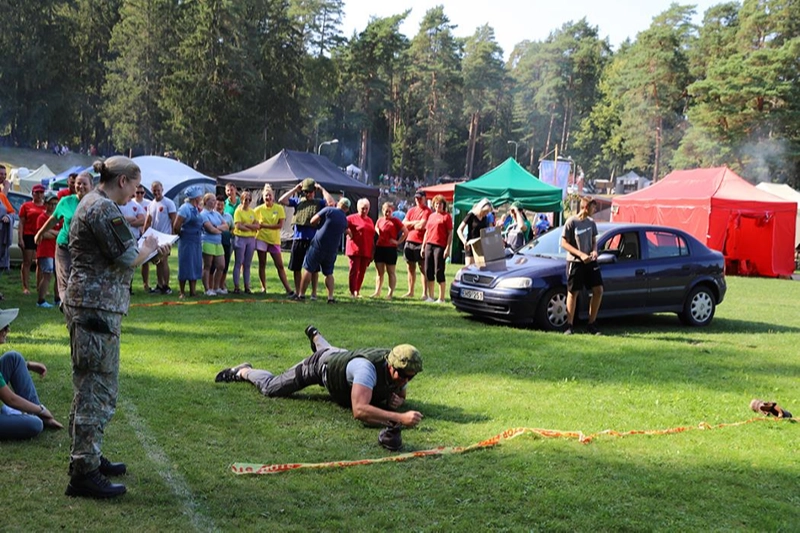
[34,192,60,308]
[18,184,47,295]
[345,198,375,298]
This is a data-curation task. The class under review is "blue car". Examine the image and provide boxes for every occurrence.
[450,223,727,331]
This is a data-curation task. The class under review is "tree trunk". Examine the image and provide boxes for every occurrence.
[465,112,479,178]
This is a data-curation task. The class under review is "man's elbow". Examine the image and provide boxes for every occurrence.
[351,405,370,423]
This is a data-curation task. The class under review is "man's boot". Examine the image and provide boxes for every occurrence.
[65,469,127,499]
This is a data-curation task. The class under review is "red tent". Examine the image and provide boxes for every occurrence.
[418,182,456,203]
[611,167,797,277]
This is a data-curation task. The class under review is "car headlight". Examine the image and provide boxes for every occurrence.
[495,277,532,289]
[454,268,465,281]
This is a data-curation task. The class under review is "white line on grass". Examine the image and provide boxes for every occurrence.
[121,398,218,533]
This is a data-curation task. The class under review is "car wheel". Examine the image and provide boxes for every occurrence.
[536,287,569,331]
[678,285,716,327]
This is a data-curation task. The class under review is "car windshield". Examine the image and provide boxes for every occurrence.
[517,227,610,259]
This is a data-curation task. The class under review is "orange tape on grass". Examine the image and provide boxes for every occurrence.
[231,417,790,475]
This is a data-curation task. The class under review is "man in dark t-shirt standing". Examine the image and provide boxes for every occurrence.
[298,197,350,303]
[561,196,603,335]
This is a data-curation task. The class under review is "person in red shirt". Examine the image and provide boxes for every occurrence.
[420,194,453,304]
[345,198,375,298]
[34,192,60,308]
[57,172,79,199]
[401,191,432,299]
[371,202,407,299]
[18,185,47,295]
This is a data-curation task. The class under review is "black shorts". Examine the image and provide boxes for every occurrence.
[22,234,37,251]
[567,261,603,292]
[404,241,423,263]
[288,239,311,272]
[374,245,398,266]
[424,243,446,283]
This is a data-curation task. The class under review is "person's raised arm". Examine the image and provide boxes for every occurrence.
[317,184,335,206]
[34,215,58,244]
[278,184,301,205]
[350,384,422,427]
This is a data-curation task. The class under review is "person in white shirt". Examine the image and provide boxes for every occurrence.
[132,185,152,290]
[142,181,177,294]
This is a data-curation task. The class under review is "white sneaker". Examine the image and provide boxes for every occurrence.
[217,288,228,295]
[205,290,217,296]
[422,296,434,303]
[434,299,445,304]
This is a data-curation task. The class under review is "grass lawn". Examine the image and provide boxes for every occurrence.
[1,256,798,532]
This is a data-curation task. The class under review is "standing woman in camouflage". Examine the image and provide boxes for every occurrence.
[64,156,170,499]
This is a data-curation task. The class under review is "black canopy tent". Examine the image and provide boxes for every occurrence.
[218,149,380,218]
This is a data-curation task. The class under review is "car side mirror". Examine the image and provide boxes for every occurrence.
[597,252,617,264]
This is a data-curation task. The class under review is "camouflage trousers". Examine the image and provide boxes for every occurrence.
[64,305,122,476]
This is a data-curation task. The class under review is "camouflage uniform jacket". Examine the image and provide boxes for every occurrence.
[66,189,138,314]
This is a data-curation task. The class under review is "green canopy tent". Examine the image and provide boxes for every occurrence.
[451,158,563,262]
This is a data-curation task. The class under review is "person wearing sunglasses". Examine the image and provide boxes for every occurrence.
[215,325,423,428]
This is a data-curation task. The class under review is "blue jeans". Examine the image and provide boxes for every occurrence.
[0,351,44,440]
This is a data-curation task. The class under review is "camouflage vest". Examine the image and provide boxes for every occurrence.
[325,348,400,408]
[292,198,320,227]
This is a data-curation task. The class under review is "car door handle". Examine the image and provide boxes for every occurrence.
[635,269,646,276]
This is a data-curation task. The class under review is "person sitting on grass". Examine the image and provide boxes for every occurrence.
[215,325,424,429]
[0,308,64,440]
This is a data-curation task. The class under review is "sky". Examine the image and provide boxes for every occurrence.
[341,0,722,58]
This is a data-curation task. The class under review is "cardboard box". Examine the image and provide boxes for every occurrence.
[468,226,505,267]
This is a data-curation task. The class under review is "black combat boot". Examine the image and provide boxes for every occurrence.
[99,456,127,477]
[65,469,127,499]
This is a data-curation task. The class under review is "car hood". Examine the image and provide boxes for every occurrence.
[458,254,565,283]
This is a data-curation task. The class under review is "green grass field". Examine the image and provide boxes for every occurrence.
[1,257,798,532]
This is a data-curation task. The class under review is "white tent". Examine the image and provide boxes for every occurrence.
[11,165,55,193]
[132,156,216,202]
[756,182,800,247]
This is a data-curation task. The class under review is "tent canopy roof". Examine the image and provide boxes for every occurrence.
[614,167,795,210]
[132,156,215,198]
[219,149,377,197]
[454,157,563,212]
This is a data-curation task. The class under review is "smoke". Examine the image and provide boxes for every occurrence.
[738,138,791,184]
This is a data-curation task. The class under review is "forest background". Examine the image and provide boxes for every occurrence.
[1,0,799,187]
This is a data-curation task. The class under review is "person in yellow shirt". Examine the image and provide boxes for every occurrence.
[253,185,294,295]
[232,191,260,294]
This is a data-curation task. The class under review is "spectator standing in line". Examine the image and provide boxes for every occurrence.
[345,198,375,298]
[131,185,151,291]
[142,181,177,294]
[232,190,259,294]
[57,172,78,200]
[35,172,94,309]
[0,167,16,299]
[401,191,432,300]
[223,183,239,218]
[18,185,47,295]
[278,178,334,299]
[199,194,228,295]
[211,195,234,293]
[561,196,603,336]
[297,197,350,303]
[34,192,59,308]
[535,213,551,236]
[253,184,294,296]
[173,187,205,299]
[0,165,10,195]
[420,194,453,304]
[371,202,407,299]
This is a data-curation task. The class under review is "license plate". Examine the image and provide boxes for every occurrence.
[461,289,484,301]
